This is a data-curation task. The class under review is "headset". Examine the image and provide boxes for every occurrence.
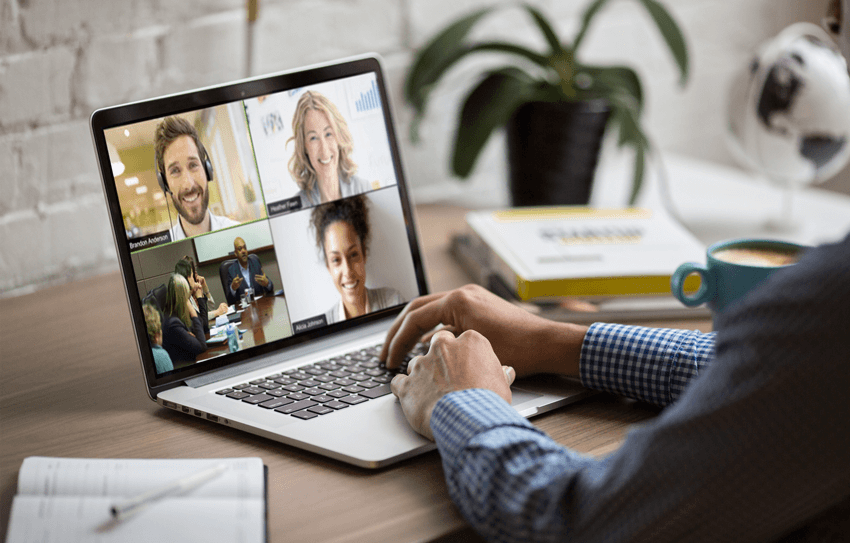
[156,137,215,195]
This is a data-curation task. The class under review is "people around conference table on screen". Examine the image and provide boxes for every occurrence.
[310,195,403,324]
[225,237,275,306]
[287,90,371,208]
[154,116,239,241]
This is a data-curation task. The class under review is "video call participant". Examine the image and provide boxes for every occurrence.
[225,237,274,305]
[177,256,229,321]
[154,116,238,240]
[310,195,403,324]
[143,303,174,374]
[161,273,207,365]
[287,90,371,207]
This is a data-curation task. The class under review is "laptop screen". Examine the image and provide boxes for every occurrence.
[91,57,427,391]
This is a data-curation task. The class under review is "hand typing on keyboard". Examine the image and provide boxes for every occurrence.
[215,342,430,420]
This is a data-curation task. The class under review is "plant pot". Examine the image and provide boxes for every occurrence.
[506,100,611,206]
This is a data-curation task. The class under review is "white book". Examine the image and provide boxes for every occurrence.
[465,206,706,301]
[6,457,267,543]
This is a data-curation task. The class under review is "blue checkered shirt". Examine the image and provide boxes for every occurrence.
[431,234,850,542]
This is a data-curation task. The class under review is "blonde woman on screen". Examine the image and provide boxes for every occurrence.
[310,195,403,324]
[287,91,371,207]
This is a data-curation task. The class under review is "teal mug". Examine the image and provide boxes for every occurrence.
[671,239,808,320]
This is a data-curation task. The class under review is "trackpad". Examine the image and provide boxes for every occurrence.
[510,387,542,406]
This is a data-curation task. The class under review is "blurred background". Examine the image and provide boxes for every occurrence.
[1,0,847,297]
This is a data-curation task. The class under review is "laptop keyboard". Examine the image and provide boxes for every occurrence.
[215,342,428,420]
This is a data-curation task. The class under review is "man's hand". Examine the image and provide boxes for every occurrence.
[390,329,515,441]
[381,284,588,378]
[255,273,269,288]
[231,276,243,292]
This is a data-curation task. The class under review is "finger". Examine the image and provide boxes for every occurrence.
[380,292,449,366]
[502,366,516,386]
[390,373,406,398]
[420,324,459,344]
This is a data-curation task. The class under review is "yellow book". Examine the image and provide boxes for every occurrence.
[465,206,704,301]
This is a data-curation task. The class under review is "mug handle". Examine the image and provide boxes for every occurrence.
[671,262,714,307]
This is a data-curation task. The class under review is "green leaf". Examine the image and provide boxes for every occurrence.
[580,65,643,114]
[523,4,562,56]
[405,7,494,114]
[451,68,537,178]
[636,0,689,85]
[609,102,649,204]
[572,0,612,53]
[628,138,646,205]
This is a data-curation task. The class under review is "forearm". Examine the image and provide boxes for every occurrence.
[187,316,207,353]
[433,389,603,543]
[580,323,715,407]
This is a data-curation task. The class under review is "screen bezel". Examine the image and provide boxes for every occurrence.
[90,55,429,398]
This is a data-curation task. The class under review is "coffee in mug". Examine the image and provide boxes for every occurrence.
[671,239,808,324]
[711,247,800,267]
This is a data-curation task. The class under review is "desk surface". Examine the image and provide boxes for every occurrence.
[0,204,711,542]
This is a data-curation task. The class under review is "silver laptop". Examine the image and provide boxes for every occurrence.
[90,54,592,468]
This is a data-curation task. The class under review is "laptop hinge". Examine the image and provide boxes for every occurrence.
[183,317,395,388]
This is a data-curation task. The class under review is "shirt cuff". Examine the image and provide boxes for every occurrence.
[431,389,541,460]
[579,322,713,406]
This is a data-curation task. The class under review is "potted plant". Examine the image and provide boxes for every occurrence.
[405,0,688,205]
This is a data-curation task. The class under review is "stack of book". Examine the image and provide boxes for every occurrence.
[452,206,709,323]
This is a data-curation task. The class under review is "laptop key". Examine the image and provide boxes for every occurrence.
[226,391,251,399]
[266,389,288,397]
[287,392,310,401]
[291,410,319,420]
[340,395,368,405]
[319,383,341,391]
[343,385,365,393]
[241,386,265,395]
[259,382,280,390]
[307,405,334,415]
[327,390,349,398]
[259,398,294,409]
[243,394,274,405]
[324,400,349,410]
[311,395,333,403]
[216,388,234,395]
[275,399,318,414]
[360,384,393,399]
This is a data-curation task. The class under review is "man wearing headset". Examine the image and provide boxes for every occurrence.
[384,3,850,542]
[154,116,238,241]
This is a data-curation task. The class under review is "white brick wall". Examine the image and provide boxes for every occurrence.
[0,0,847,297]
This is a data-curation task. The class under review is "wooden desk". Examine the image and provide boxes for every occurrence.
[0,204,711,542]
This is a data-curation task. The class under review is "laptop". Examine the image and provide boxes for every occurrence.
[90,54,592,468]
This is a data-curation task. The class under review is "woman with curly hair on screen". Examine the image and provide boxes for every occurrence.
[311,195,403,324]
[288,90,371,207]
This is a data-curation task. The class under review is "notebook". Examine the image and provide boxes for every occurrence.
[6,457,266,543]
[90,54,592,468]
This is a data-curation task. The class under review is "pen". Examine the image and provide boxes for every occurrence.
[110,463,227,520]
